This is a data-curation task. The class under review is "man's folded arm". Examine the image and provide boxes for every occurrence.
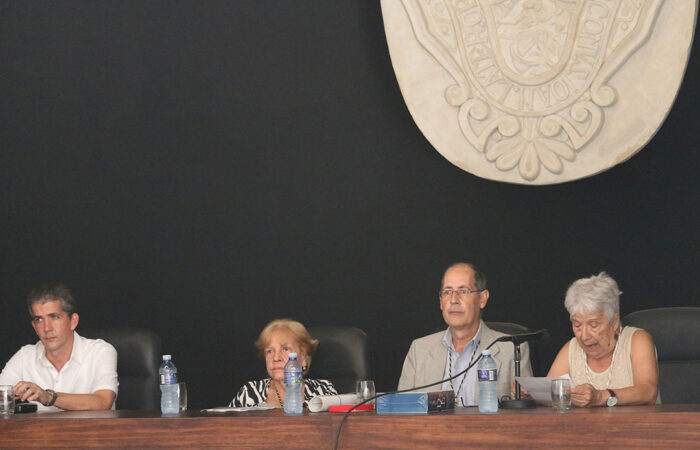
[51,389,116,411]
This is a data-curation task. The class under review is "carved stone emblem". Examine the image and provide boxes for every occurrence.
[382,0,696,184]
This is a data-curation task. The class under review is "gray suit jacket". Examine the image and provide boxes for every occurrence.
[398,321,533,401]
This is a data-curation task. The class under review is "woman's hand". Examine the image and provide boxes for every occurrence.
[570,383,603,407]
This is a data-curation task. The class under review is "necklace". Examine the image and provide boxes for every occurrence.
[448,339,480,406]
[271,381,283,408]
[585,328,621,389]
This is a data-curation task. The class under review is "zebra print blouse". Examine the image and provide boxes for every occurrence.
[229,378,338,407]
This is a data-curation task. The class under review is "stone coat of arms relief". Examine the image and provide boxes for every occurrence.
[382,0,696,184]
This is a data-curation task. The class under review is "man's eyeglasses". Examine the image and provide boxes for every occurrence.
[439,288,484,300]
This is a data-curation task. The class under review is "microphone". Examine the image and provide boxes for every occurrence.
[495,329,550,344]
[497,329,548,410]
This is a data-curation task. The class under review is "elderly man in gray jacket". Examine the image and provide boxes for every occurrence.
[398,263,532,405]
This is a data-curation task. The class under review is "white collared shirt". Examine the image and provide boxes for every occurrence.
[441,324,482,406]
[0,331,118,412]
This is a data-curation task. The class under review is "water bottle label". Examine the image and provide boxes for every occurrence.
[478,368,497,382]
[284,371,302,384]
[160,373,178,385]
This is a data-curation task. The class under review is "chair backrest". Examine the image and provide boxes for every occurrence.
[81,328,162,410]
[622,307,700,404]
[485,321,540,377]
[306,325,372,394]
[486,321,531,335]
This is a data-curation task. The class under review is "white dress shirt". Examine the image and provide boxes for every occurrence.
[0,331,118,412]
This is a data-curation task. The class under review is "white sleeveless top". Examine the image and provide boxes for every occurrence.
[568,326,639,390]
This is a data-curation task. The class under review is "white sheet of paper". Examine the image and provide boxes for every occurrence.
[202,402,277,412]
[307,393,360,412]
[515,375,572,405]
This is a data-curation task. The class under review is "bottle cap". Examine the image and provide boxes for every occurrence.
[288,352,297,359]
[162,354,172,360]
[482,349,491,356]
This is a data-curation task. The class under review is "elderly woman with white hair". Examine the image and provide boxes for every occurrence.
[547,272,659,407]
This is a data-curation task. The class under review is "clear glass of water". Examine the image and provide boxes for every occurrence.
[0,385,15,415]
[551,378,572,410]
[356,380,376,405]
[178,382,187,412]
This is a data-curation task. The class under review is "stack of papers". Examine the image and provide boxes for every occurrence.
[202,402,277,412]
[514,375,573,405]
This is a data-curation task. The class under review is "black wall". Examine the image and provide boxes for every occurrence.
[1,1,698,408]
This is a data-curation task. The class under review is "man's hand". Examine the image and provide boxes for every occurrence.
[570,383,603,407]
[12,381,52,405]
[510,379,532,399]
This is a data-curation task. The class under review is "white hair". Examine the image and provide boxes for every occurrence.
[564,272,621,323]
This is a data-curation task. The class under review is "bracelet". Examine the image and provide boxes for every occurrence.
[44,389,58,407]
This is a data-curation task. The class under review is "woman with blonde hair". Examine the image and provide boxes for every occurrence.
[229,319,337,408]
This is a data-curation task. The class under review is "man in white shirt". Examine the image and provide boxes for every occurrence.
[398,263,532,405]
[0,285,118,411]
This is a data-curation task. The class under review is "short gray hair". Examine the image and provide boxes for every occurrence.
[27,284,77,317]
[564,272,621,323]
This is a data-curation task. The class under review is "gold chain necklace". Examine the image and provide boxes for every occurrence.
[448,339,480,406]
[585,330,621,389]
[271,381,283,408]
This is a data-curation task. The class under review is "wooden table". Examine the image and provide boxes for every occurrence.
[1,405,699,448]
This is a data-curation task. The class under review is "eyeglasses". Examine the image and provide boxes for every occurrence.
[439,288,484,300]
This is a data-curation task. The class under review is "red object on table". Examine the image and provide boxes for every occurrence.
[328,404,375,412]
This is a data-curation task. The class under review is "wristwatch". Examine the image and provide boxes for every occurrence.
[606,389,618,407]
[44,389,58,407]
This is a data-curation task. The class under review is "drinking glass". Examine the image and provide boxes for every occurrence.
[356,380,376,405]
[551,379,572,410]
[0,385,15,415]
[178,382,187,412]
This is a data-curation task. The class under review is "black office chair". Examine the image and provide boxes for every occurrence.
[307,325,372,394]
[81,328,162,410]
[486,321,540,377]
[623,307,700,404]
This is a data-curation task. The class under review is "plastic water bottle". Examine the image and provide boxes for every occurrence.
[477,349,498,413]
[283,352,303,415]
[159,354,179,414]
